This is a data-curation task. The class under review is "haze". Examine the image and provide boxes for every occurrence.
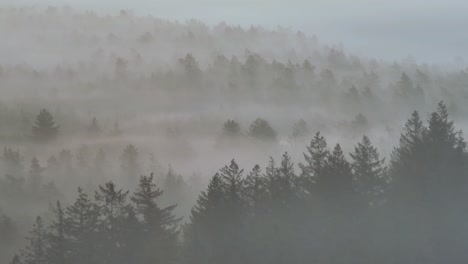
[1,1,468,264]
[3,0,468,64]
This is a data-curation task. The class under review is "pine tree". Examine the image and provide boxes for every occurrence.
[291,119,309,143]
[321,144,355,205]
[131,174,181,264]
[219,159,244,208]
[95,182,132,262]
[32,109,59,141]
[273,153,297,205]
[248,118,277,142]
[350,136,387,206]
[66,188,100,264]
[222,119,241,138]
[10,255,21,264]
[88,117,100,134]
[243,164,266,211]
[29,157,44,189]
[2,146,24,177]
[186,174,226,264]
[299,132,329,194]
[121,144,140,179]
[47,201,68,264]
[20,217,48,264]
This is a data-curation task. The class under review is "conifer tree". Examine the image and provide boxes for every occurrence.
[29,157,44,189]
[321,144,355,204]
[32,109,59,141]
[47,201,68,264]
[131,174,180,264]
[186,174,226,264]
[350,136,387,206]
[20,217,48,264]
[88,117,100,134]
[121,144,140,178]
[66,188,100,264]
[248,118,277,142]
[94,181,130,262]
[2,147,23,177]
[243,164,266,211]
[222,119,241,138]
[10,255,21,264]
[290,119,309,143]
[299,132,329,194]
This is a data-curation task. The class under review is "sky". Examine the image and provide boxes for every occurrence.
[1,0,467,65]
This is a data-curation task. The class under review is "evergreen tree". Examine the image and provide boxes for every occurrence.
[47,201,68,264]
[321,144,355,205]
[29,157,44,189]
[219,159,244,209]
[94,181,130,262]
[222,119,241,138]
[271,153,297,206]
[2,146,23,177]
[299,132,329,194]
[248,118,277,142]
[10,255,21,264]
[185,174,226,264]
[290,119,309,143]
[350,136,387,206]
[243,164,266,211]
[121,144,140,179]
[131,174,181,264]
[20,217,48,264]
[66,188,100,264]
[32,109,59,141]
[88,117,100,134]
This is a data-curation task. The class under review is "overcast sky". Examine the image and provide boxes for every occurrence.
[2,0,467,65]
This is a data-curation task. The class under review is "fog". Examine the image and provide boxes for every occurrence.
[3,0,468,64]
[1,3,468,264]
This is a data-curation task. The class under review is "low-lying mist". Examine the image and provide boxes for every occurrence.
[1,6,468,264]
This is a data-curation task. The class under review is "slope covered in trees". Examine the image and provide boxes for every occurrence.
[8,102,468,263]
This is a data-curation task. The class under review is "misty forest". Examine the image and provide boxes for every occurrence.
[1,6,468,264]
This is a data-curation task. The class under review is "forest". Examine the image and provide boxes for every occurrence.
[1,6,468,264]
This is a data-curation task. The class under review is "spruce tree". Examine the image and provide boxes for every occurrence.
[131,174,181,264]
[66,188,100,264]
[186,173,233,264]
[94,181,129,263]
[20,217,48,264]
[321,144,355,205]
[243,164,266,211]
[248,118,277,142]
[32,109,59,141]
[299,132,329,194]
[29,157,44,189]
[88,117,100,134]
[10,255,21,264]
[350,136,387,206]
[121,144,140,178]
[47,201,68,264]
[222,119,241,138]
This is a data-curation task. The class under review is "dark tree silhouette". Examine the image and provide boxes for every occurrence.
[32,109,59,141]
[248,118,277,142]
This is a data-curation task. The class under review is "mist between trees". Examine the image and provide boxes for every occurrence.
[2,102,468,263]
[1,6,468,264]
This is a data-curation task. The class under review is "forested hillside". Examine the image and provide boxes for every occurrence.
[1,7,468,264]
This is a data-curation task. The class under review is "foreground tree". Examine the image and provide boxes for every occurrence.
[20,217,48,264]
[350,136,387,206]
[131,174,181,264]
